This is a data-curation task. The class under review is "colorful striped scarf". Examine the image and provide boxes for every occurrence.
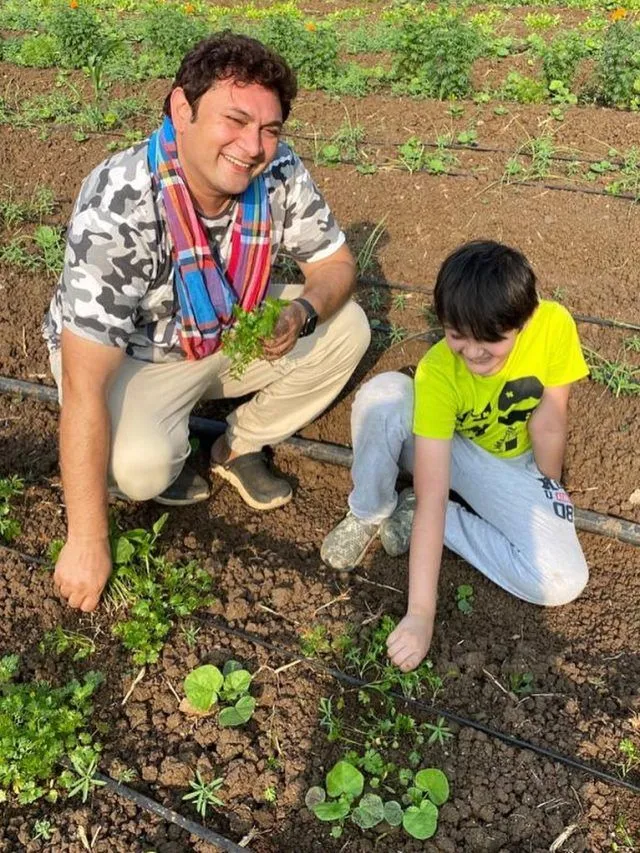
[148,115,272,360]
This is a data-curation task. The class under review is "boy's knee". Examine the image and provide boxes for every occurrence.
[537,560,589,606]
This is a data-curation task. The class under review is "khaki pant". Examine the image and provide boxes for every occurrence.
[51,283,370,500]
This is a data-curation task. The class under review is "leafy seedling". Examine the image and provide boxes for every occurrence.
[62,748,106,803]
[455,583,474,614]
[221,297,289,378]
[181,660,256,726]
[32,819,53,841]
[39,626,96,661]
[509,671,534,696]
[617,738,640,778]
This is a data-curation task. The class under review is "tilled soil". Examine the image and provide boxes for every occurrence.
[1,35,639,853]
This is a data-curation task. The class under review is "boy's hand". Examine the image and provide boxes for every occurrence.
[387,612,435,672]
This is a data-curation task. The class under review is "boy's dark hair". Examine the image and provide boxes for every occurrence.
[434,240,538,342]
[162,32,297,121]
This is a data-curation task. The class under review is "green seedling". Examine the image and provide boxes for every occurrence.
[39,626,96,661]
[617,739,640,778]
[356,217,386,277]
[182,771,224,818]
[368,286,384,312]
[0,475,24,543]
[180,623,201,649]
[509,671,534,696]
[182,660,255,726]
[62,747,106,803]
[423,716,454,746]
[32,819,53,841]
[300,624,332,657]
[388,324,407,345]
[307,758,449,840]
[585,348,640,398]
[116,767,137,784]
[623,335,640,353]
[221,297,288,378]
[0,657,103,804]
[455,584,474,614]
[263,785,277,803]
[0,185,55,226]
[392,293,408,311]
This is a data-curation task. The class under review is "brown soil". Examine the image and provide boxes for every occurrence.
[0,36,639,853]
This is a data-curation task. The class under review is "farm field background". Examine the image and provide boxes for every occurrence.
[0,0,639,850]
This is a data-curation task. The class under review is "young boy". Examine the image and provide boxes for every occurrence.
[321,240,589,672]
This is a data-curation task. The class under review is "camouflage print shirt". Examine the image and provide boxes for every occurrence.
[43,140,345,363]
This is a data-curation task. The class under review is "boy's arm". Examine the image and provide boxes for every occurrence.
[387,436,451,672]
[527,384,571,481]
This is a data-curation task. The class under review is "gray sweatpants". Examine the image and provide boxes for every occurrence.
[349,372,588,606]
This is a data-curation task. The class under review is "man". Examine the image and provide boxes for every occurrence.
[44,33,370,612]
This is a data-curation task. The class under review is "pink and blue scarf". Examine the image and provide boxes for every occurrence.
[148,115,272,360]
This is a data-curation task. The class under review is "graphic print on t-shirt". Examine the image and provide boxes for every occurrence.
[455,375,544,454]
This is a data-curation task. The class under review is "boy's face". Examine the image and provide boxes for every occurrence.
[444,327,519,376]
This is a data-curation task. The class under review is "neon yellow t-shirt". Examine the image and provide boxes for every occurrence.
[413,300,589,458]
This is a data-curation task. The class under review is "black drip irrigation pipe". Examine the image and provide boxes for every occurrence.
[196,613,640,797]
[93,771,252,852]
[286,131,628,168]
[1,376,640,547]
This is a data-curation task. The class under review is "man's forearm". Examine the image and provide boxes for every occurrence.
[60,390,111,542]
[301,258,356,321]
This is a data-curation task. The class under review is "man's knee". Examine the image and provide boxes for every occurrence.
[325,300,371,362]
[111,437,181,501]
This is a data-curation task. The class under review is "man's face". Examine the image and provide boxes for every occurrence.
[444,327,519,376]
[171,78,283,215]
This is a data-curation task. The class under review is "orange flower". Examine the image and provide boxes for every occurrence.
[305,22,317,32]
[610,7,627,20]
[69,0,79,8]
[184,2,195,12]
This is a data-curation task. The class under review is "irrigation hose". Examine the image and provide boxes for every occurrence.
[93,771,252,853]
[1,376,639,547]
[196,613,640,797]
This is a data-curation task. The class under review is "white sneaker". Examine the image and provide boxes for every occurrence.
[321,512,379,570]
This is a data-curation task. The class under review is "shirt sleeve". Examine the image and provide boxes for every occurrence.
[413,351,459,440]
[545,305,589,386]
[277,148,345,263]
[59,204,156,350]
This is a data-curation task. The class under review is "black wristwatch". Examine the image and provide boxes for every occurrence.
[294,297,319,337]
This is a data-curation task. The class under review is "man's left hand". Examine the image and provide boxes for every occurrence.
[261,301,308,360]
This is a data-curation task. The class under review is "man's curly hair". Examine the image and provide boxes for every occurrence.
[163,32,297,121]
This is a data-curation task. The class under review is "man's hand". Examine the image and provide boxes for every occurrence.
[53,538,112,612]
[387,612,435,672]
[261,301,307,360]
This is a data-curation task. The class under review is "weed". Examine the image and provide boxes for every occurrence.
[392,7,483,99]
[455,584,474,614]
[180,623,201,650]
[316,117,366,167]
[39,626,96,661]
[356,218,386,277]
[392,293,408,311]
[617,738,640,778]
[300,624,332,657]
[182,771,224,818]
[397,136,458,175]
[597,20,640,109]
[423,716,454,746]
[552,286,567,302]
[0,185,55,226]
[319,696,346,743]
[62,748,106,803]
[504,133,558,184]
[624,335,640,353]
[116,767,137,784]
[0,657,103,804]
[32,819,53,841]
[34,225,65,275]
[508,671,534,696]
[221,297,288,378]
[263,785,278,803]
[585,348,640,397]
[368,287,384,312]
[612,813,636,850]
[95,514,215,664]
[259,13,339,90]
[0,475,23,543]
[388,324,407,345]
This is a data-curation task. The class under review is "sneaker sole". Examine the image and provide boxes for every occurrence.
[211,464,292,511]
[322,531,379,572]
